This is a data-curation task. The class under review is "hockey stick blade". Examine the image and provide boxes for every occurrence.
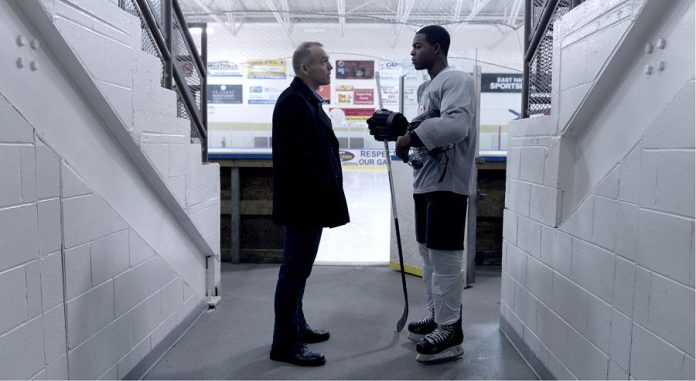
[397,306,408,332]
[394,217,409,332]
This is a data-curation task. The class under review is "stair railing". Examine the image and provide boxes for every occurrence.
[117,0,208,162]
[521,0,585,118]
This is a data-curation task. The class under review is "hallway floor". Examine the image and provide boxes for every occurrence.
[144,263,537,379]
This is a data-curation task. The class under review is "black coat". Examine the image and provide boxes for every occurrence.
[272,77,350,228]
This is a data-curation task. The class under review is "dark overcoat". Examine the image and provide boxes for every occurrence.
[271,77,350,228]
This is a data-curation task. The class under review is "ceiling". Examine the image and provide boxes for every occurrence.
[179,0,526,34]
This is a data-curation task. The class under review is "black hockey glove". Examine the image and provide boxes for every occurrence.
[366,109,409,141]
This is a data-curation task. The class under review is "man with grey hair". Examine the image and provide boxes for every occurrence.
[270,41,349,367]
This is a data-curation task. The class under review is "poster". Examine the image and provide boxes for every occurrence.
[329,108,374,122]
[248,85,283,104]
[207,84,243,104]
[247,59,287,79]
[335,60,374,79]
[337,92,353,104]
[353,89,374,105]
[481,73,523,92]
[207,60,243,77]
[336,85,354,104]
[317,85,331,103]
[376,61,407,108]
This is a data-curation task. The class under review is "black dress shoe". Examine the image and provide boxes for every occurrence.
[300,328,330,343]
[270,344,326,366]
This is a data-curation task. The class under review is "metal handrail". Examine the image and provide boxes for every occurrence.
[524,0,559,63]
[173,0,206,80]
[189,22,208,131]
[521,0,532,118]
[130,0,208,161]
[173,65,207,140]
[521,0,584,118]
[134,0,171,62]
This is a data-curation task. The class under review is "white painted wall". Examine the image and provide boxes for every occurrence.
[203,21,523,151]
[501,0,695,379]
[0,0,220,378]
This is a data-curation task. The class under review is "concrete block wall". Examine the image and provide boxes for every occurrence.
[0,0,220,378]
[0,95,201,379]
[41,0,220,245]
[501,0,695,379]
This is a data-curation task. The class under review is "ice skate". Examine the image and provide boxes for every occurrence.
[407,309,436,342]
[415,319,464,362]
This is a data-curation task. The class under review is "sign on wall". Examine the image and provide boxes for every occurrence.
[335,85,354,104]
[329,108,375,121]
[247,59,287,79]
[353,88,374,105]
[248,85,283,104]
[317,85,331,103]
[335,60,375,79]
[481,73,523,93]
[207,84,243,104]
[207,60,243,77]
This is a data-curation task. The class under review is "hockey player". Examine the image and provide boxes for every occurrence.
[394,25,477,362]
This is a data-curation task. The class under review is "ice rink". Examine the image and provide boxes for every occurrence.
[315,167,391,265]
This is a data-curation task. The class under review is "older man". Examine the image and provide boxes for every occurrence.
[270,41,350,367]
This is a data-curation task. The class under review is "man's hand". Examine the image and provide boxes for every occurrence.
[395,134,411,162]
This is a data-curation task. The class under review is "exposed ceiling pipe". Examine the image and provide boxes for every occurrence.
[453,0,464,21]
[265,0,295,47]
[190,0,240,36]
[337,0,346,36]
[465,0,494,21]
[391,0,416,48]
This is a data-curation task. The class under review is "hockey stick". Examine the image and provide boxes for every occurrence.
[384,139,409,332]
[375,72,409,332]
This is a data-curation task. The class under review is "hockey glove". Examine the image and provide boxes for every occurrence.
[366,109,409,141]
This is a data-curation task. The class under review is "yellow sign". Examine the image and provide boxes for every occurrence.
[247,59,287,79]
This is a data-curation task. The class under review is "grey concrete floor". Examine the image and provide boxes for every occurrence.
[145,263,537,380]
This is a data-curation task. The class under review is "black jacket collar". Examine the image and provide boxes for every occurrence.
[290,77,322,104]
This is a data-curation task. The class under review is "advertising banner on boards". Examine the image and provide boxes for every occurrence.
[338,149,392,167]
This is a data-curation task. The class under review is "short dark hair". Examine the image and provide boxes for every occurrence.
[292,41,323,73]
[416,25,450,56]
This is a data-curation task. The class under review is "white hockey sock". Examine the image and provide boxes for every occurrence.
[418,243,434,313]
[429,248,464,325]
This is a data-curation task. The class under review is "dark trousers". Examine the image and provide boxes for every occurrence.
[272,224,323,352]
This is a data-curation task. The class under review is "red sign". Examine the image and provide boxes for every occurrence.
[330,108,375,121]
[353,89,374,105]
[316,85,331,103]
